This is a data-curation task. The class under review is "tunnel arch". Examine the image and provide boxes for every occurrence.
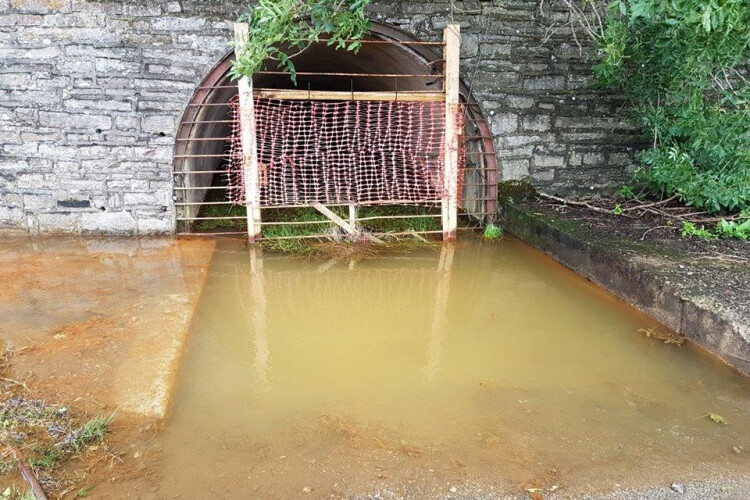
[173,21,497,234]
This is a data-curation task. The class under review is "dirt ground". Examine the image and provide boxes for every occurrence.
[0,236,215,499]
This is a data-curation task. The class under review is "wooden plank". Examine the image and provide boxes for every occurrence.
[348,204,357,229]
[441,24,461,241]
[254,89,445,102]
[310,202,357,236]
[234,22,262,243]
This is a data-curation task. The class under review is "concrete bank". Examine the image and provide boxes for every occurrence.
[503,203,750,377]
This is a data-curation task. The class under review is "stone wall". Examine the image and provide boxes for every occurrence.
[0,0,643,235]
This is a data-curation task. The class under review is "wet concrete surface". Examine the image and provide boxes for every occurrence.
[504,203,750,377]
[0,236,215,418]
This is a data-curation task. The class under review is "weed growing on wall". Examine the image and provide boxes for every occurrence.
[594,0,750,215]
[231,0,370,83]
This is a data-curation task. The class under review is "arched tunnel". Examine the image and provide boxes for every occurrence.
[173,22,497,234]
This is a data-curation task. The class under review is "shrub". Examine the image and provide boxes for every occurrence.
[595,0,750,214]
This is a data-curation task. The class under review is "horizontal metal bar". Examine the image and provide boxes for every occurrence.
[259,200,442,208]
[371,230,444,236]
[173,170,229,175]
[178,231,247,237]
[262,233,331,240]
[175,137,232,142]
[356,214,441,222]
[255,72,439,78]
[187,103,231,107]
[316,38,443,46]
[254,89,444,102]
[173,186,229,190]
[261,219,331,226]
[197,85,239,90]
[177,216,247,221]
[180,120,234,125]
[175,201,235,206]
[174,154,230,158]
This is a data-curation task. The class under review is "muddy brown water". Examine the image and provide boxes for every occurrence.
[155,238,749,499]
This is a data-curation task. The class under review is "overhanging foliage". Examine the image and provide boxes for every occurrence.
[231,0,371,84]
[596,0,750,213]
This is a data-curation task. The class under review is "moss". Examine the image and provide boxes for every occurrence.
[504,203,682,259]
[497,180,537,205]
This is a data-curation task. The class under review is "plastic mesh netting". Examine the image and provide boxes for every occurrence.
[226,96,464,207]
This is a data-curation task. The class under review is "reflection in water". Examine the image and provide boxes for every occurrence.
[424,244,455,384]
[161,238,750,499]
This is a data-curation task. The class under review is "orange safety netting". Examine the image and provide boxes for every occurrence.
[226,96,464,207]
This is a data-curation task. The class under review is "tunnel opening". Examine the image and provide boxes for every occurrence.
[173,22,497,237]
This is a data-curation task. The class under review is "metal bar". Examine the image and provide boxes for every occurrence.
[196,85,240,90]
[180,120,233,125]
[314,38,443,46]
[254,89,444,102]
[174,154,230,158]
[173,186,231,191]
[255,70,440,78]
[262,233,331,240]
[177,216,248,221]
[175,137,232,142]
[173,170,229,175]
[356,214,441,222]
[262,219,332,226]
[259,200,443,208]
[175,201,235,206]
[178,232,247,237]
[371,230,444,236]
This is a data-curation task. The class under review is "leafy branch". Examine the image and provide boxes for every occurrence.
[231,0,371,84]
[558,0,750,217]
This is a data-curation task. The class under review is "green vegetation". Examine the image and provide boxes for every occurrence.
[232,0,371,84]
[1,487,34,500]
[496,180,537,206]
[681,221,717,240]
[594,0,750,216]
[0,393,114,491]
[258,205,441,253]
[194,200,444,252]
[194,204,247,232]
[681,212,750,240]
[482,223,504,240]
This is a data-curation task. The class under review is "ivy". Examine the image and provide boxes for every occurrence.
[596,0,750,214]
[231,0,371,84]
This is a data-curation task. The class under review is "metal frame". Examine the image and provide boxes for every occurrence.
[172,21,498,239]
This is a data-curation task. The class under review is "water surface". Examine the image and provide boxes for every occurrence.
[160,238,750,498]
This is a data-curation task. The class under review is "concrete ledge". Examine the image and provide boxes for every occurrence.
[503,203,750,376]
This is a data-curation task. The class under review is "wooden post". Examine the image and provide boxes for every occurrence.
[348,204,357,230]
[310,202,357,236]
[442,24,461,241]
[234,23,262,243]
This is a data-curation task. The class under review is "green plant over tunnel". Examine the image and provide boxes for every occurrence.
[231,0,371,84]
[593,0,750,214]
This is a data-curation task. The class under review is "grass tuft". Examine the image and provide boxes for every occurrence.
[57,412,116,452]
[483,223,504,240]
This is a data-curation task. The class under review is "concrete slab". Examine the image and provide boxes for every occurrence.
[504,203,750,376]
[0,236,216,418]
